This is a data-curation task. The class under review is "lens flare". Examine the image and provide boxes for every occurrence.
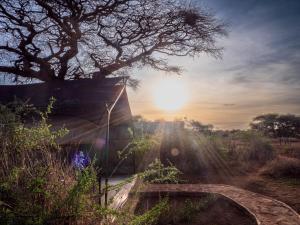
[152,78,188,111]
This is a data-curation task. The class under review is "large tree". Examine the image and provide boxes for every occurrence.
[250,114,300,140]
[0,0,226,83]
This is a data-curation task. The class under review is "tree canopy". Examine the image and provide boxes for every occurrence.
[190,120,213,134]
[250,113,300,139]
[0,0,226,83]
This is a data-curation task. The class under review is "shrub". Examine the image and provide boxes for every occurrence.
[129,198,169,225]
[140,159,182,184]
[0,99,99,225]
[261,157,300,179]
[242,137,274,162]
[172,195,217,224]
[229,131,275,163]
[0,100,165,225]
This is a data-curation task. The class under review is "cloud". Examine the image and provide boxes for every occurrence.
[226,36,300,85]
[206,0,300,86]
[129,0,300,129]
[223,104,235,107]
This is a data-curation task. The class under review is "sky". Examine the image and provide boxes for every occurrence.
[127,0,300,129]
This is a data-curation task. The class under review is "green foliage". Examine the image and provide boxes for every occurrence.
[171,195,217,224]
[107,176,135,192]
[111,135,158,177]
[12,119,67,152]
[129,136,158,156]
[118,136,157,160]
[132,195,217,225]
[140,159,182,184]
[0,99,168,225]
[50,164,97,221]
[129,198,169,225]
[0,99,71,223]
[0,98,68,177]
[0,99,99,225]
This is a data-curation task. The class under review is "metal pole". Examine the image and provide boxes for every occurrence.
[104,111,110,207]
[103,78,127,208]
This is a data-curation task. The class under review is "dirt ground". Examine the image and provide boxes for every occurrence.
[184,172,300,213]
[160,131,300,214]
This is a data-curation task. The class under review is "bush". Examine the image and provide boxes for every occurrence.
[129,198,169,225]
[242,137,275,162]
[140,159,182,184]
[261,157,300,179]
[0,99,166,225]
[229,131,275,163]
[0,99,99,225]
[171,195,217,224]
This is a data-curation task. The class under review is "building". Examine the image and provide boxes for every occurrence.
[0,77,133,174]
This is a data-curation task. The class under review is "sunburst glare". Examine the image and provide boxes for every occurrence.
[152,77,189,112]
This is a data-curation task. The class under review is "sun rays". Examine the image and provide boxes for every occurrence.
[152,77,189,112]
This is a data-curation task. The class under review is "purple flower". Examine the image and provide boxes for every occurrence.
[72,151,90,170]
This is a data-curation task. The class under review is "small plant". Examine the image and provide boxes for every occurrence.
[129,198,169,225]
[140,159,183,184]
[173,195,217,223]
[111,134,158,176]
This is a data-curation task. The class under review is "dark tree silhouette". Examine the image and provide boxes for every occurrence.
[190,120,213,135]
[0,0,226,83]
[250,114,300,142]
[250,114,279,138]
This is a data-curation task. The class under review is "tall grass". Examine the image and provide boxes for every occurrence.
[225,131,275,163]
[261,157,300,179]
[0,100,176,225]
[0,99,100,225]
[165,130,276,176]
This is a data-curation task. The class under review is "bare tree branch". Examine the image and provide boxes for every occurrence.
[0,0,227,83]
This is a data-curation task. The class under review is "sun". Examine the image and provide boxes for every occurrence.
[152,77,188,111]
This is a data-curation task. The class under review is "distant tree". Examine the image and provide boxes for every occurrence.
[250,114,279,138]
[0,0,226,83]
[190,120,213,135]
[276,114,300,139]
[132,115,155,136]
[250,114,300,143]
[132,115,145,123]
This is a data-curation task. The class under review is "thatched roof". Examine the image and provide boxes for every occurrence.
[0,78,132,144]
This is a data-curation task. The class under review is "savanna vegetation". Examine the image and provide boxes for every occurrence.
[0,0,299,224]
[1,100,299,225]
[0,99,175,225]
[133,115,300,215]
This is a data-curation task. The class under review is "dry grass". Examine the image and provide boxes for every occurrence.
[261,156,300,179]
[280,144,300,160]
